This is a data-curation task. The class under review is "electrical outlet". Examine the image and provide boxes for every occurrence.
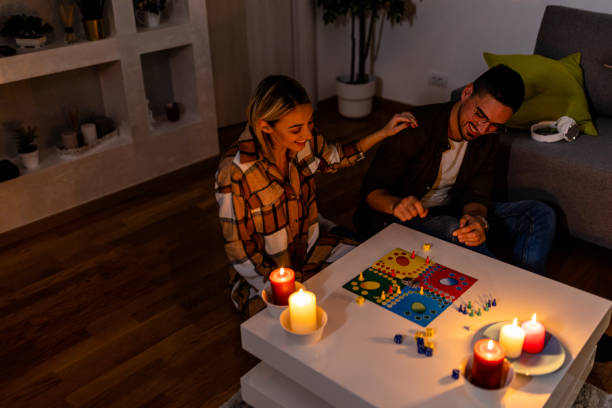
[428,71,448,88]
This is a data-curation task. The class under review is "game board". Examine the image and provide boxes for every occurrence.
[343,248,477,327]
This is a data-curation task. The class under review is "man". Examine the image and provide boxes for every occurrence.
[354,64,555,274]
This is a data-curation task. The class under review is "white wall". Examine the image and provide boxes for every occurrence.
[316,0,612,106]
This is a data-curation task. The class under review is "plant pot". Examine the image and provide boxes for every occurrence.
[82,19,105,41]
[15,36,47,49]
[146,12,161,28]
[335,75,377,118]
[19,149,39,170]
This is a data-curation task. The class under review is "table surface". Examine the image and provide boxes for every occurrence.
[241,224,611,408]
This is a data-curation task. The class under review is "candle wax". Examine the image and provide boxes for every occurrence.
[499,318,525,359]
[288,289,317,333]
[471,339,505,389]
[269,267,295,306]
[522,314,546,353]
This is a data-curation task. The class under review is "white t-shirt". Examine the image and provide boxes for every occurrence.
[420,139,468,208]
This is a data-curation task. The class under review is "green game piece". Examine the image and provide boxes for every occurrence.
[484,306,489,312]
[476,309,481,316]
[469,310,474,317]
[467,301,472,309]
[411,301,426,314]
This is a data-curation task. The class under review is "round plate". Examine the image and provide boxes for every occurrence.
[480,321,566,376]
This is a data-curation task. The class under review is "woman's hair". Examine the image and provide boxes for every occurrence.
[246,75,310,160]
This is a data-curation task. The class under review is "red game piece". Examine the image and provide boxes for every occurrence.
[425,256,430,264]
[391,271,396,278]
[388,285,393,294]
[410,250,416,259]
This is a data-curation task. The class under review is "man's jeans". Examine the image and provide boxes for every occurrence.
[402,200,556,274]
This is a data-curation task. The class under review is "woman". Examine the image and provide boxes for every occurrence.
[215,75,416,317]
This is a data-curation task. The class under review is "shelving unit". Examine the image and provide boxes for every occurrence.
[0,0,218,234]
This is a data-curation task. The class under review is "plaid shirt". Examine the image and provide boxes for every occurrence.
[215,126,364,311]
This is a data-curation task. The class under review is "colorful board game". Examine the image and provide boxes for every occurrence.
[343,248,477,327]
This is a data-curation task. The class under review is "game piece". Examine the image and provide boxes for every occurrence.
[410,250,416,259]
[391,270,396,278]
[425,347,433,357]
[343,248,478,327]
[452,369,460,379]
[467,301,472,309]
[492,298,497,307]
[463,325,471,331]
[425,341,435,350]
[469,310,474,317]
[419,286,424,295]
[425,256,430,264]
[418,345,425,354]
[463,308,468,315]
[388,285,394,294]
[423,243,432,251]
[477,308,482,316]
[487,300,492,308]
[426,328,434,337]
[458,305,463,313]
[394,334,403,344]
[380,291,386,300]
[415,331,425,340]
[417,337,425,346]
[484,305,489,312]
[358,272,364,281]
[356,296,365,305]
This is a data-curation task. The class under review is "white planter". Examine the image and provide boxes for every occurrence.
[20,149,39,170]
[16,36,47,49]
[146,12,161,28]
[335,75,377,118]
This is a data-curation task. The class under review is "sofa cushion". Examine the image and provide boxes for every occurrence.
[483,52,596,135]
[501,116,612,248]
[534,6,612,117]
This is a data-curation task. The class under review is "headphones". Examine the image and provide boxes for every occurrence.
[530,116,580,143]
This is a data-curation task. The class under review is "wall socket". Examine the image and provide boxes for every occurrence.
[428,71,448,88]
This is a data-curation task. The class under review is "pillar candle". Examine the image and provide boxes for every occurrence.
[269,267,295,306]
[471,339,505,389]
[499,318,525,358]
[288,288,317,333]
[522,313,546,353]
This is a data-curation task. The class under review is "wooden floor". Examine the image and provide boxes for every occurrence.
[0,98,610,407]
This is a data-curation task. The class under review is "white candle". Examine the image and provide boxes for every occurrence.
[288,288,317,333]
[499,317,525,358]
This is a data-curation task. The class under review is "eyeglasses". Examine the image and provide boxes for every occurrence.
[473,106,506,135]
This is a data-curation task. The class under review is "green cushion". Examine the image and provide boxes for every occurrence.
[483,52,597,135]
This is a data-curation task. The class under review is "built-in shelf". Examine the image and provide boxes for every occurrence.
[151,112,201,138]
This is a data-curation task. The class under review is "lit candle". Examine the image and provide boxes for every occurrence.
[288,288,317,333]
[269,267,295,306]
[499,318,525,359]
[521,313,546,353]
[471,339,505,389]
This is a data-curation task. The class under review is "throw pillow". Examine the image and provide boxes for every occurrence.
[483,52,597,135]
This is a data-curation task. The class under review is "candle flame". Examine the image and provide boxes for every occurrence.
[532,313,537,322]
[280,267,285,277]
[512,317,518,326]
[487,339,494,350]
[298,288,304,295]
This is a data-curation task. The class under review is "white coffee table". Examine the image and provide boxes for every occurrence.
[240,223,611,407]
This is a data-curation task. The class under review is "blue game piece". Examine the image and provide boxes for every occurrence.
[487,300,492,308]
[425,347,433,357]
[418,345,425,354]
[394,334,403,344]
[463,307,468,315]
[452,369,460,379]
[492,298,497,307]
[417,337,425,346]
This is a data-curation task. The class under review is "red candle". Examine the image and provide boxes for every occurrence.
[471,339,505,389]
[269,267,295,306]
[521,313,546,353]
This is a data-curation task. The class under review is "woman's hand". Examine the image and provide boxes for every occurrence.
[381,112,418,138]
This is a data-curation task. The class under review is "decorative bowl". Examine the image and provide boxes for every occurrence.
[279,306,328,345]
[461,356,515,405]
[260,281,305,318]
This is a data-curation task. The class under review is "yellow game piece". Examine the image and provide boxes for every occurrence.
[396,286,401,295]
[425,341,435,350]
[358,272,364,281]
[414,331,425,340]
[356,296,365,305]
[420,286,424,295]
[423,243,432,251]
[426,328,435,337]
[381,291,386,300]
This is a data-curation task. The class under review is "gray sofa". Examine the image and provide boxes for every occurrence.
[457,5,612,249]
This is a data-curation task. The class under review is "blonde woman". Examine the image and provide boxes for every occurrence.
[215,75,416,317]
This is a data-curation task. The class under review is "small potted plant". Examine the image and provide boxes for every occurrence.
[14,125,39,170]
[317,1,417,118]
[134,0,168,28]
[75,0,107,41]
[0,14,53,48]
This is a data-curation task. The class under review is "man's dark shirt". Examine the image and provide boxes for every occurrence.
[354,102,500,237]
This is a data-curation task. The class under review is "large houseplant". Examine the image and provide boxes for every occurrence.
[0,14,53,48]
[317,0,418,117]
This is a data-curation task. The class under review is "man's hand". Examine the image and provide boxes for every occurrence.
[452,214,487,246]
[392,196,428,222]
